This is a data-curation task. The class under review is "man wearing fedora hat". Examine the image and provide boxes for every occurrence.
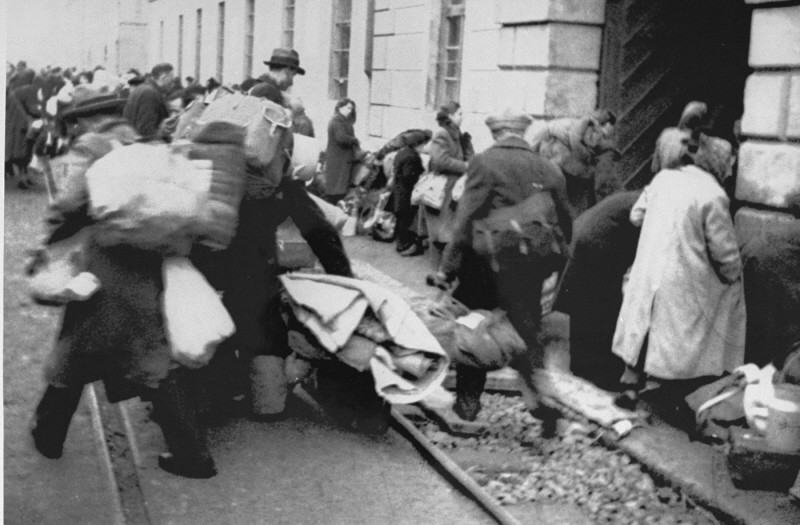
[431,108,573,432]
[251,48,305,106]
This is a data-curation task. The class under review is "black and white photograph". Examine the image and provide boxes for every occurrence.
[4,0,800,523]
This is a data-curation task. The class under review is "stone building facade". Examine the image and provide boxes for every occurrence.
[141,0,799,362]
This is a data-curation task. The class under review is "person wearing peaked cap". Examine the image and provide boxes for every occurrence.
[431,107,573,432]
[484,108,533,133]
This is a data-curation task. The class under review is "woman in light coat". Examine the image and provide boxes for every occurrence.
[422,101,473,273]
[612,129,745,385]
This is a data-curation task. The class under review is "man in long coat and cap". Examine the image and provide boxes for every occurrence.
[431,109,573,431]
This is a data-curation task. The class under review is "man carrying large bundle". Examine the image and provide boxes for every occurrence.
[189,49,377,430]
[27,87,221,479]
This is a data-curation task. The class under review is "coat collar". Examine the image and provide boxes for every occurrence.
[491,135,532,151]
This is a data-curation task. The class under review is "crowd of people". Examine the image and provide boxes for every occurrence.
[8,44,799,484]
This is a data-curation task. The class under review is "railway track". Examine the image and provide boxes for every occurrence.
[93,382,525,525]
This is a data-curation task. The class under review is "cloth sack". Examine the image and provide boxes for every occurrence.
[86,143,214,252]
[426,292,526,370]
[162,257,235,368]
[411,172,448,209]
[686,364,777,442]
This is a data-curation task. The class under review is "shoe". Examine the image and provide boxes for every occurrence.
[530,405,561,438]
[400,243,424,257]
[31,426,63,459]
[614,389,639,411]
[158,453,217,479]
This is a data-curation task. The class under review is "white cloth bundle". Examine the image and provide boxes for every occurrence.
[279,272,450,404]
[86,143,213,251]
[162,257,235,368]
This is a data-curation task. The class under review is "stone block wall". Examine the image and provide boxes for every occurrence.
[365,0,607,151]
[735,1,800,367]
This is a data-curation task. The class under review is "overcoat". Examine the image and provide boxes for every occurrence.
[40,118,172,402]
[423,122,471,244]
[612,165,746,380]
[5,85,41,163]
[439,135,572,369]
[123,79,169,140]
[324,112,359,197]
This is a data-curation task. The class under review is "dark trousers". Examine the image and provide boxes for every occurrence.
[33,369,210,463]
[452,247,549,420]
[393,176,419,251]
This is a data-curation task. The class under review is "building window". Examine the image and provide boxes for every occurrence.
[437,0,465,106]
[178,14,184,79]
[159,20,164,62]
[195,9,202,80]
[244,0,255,77]
[329,0,352,99]
[282,0,295,48]
[217,2,225,83]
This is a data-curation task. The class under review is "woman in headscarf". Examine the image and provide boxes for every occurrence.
[324,98,360,204]
[423,101,473,275]
[611,126,745,403]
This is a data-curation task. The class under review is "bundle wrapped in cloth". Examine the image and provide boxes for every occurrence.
[86,138,246,252]
[279,272,450,404]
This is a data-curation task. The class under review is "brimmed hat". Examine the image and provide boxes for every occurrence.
[486,109,533,133]
[263,48,305,75]
[60,85,127,121]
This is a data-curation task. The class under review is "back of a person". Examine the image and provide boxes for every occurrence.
[480,138,564,212]
[638,166,724,271]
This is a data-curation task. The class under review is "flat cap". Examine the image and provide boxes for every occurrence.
[485,109,533,132]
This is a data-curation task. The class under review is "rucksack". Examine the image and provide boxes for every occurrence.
[471,187,561,271]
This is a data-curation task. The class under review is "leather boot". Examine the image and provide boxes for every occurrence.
[453,365,487,422]
[249,356,289,421]
[31,385,84,459]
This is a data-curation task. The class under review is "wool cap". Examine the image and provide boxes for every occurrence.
[485,109,533,132]
[264,48,306,75]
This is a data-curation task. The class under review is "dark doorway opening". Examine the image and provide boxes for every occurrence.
[598,0,752,189]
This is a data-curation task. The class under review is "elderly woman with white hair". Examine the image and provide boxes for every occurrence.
[612,126,745,409]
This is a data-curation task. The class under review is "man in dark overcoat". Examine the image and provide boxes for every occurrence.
[432,109,573,430]
[123,62,174,140]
